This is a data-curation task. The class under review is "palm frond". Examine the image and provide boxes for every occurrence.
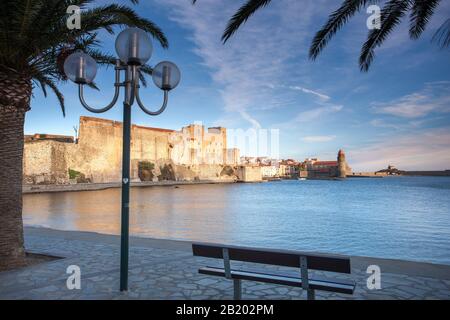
[80,4,169,48]
[138,70,148,87]
[410,0,441,39]
[85,48,117,66]
[33,72,66,116]
[222,0,272,43]
[45,79,66,117]
[139,64,153,76]
[18,0,44,41]
[194,0,446,71]
[34,79,48,97]
[309,0,374,60]
[432,18,450,48]
[0,0,167,115]
[360,0,411,71]
[138,64,154,88]
[86,82,100,91]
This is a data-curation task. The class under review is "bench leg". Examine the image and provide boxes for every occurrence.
[307,289,315,300]
[233,279,242,300]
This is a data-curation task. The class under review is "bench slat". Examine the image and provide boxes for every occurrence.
[199,267,355,294]
[193,243,351,273]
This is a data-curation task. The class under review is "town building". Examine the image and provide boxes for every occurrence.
[278,159,300,178]
[23,117,350,184]
[260,165,279,178]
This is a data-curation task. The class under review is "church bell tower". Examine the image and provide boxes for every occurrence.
[337,149,347,179]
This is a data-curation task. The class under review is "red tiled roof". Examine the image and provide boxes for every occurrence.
[313,161,338,166]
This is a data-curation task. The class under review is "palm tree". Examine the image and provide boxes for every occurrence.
[0,0,168,271]
[193,0,449,71]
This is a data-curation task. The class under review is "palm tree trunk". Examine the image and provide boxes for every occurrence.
[0,71,31,271]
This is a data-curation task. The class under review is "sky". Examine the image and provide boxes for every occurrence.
[25,0,450,171]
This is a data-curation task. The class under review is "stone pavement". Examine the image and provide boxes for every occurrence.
[0,227,449,300]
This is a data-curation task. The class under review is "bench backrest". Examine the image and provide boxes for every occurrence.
[192,243,351,274]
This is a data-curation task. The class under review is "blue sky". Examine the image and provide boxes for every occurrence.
[26,0,450,171]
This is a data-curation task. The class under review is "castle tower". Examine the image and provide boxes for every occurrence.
[337,149,347,178]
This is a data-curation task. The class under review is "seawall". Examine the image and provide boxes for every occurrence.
[22,179,237,194]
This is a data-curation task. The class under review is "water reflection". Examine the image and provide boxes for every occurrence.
[23,177,450,265]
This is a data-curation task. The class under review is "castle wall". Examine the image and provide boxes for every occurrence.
[23,116,241,184]
[68,117,122,182]
[236,166,262,182]
[23,140,73,184]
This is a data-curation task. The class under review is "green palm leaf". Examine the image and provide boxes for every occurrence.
[0,0,168,115]
[360,0,411,71]
[409,0,441,39]
[221,0,272,43]
[193,0,448,71]
[309,0,375,60]
[432,18,450,48]
[33,72,66,116]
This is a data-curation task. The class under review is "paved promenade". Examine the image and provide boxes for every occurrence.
[0,227,449,300]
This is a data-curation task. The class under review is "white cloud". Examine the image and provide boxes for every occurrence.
[372,82,450,118]
[369,117,442,131]
[349,128,450,171]
[239,110,262,129]
[154,0,327,128]
[302,135,336,143]
[288,86,330,101]
[369,119,401,130]
[374,93,437,118]
[150,1,450,172]
[294,104,343,123]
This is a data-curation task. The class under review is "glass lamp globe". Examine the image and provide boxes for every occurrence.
[115,28,153,66]
[63,51,97,84]
[152,61,181,91]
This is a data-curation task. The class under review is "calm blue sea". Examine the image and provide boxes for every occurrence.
[23,176,450,265]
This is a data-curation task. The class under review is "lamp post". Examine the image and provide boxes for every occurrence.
[64,27,180,291]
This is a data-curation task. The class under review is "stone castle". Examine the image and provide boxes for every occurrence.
[23,116,243,184]
[23,116,351,184]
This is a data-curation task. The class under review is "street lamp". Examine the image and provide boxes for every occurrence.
[64,27,180,292]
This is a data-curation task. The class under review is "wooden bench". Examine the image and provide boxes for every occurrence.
[192,243,355,300]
